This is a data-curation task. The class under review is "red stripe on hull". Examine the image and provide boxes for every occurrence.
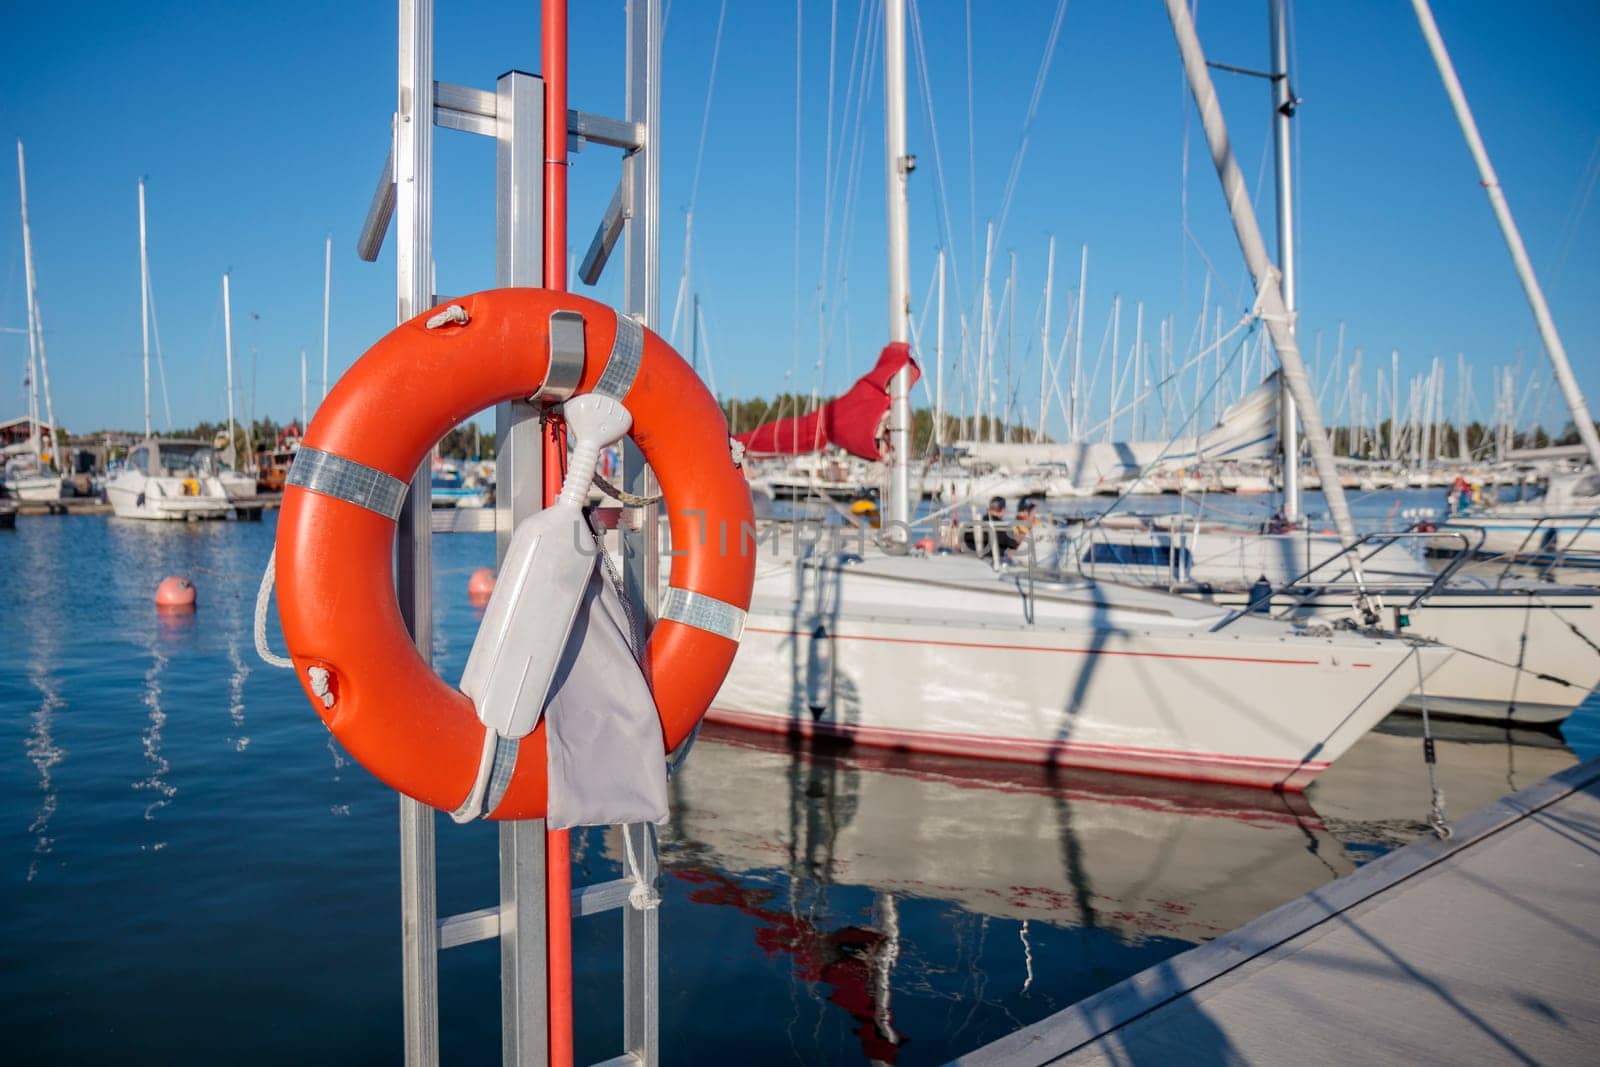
[743,626,1322,667]
[706,705,1329,792]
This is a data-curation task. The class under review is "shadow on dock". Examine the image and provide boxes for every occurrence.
[951,757,1600,1066]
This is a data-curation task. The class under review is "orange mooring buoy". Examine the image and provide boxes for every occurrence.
[467,567,496,606]
[154,576,197,611]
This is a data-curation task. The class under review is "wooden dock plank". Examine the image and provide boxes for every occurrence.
[952,759,1600,1066]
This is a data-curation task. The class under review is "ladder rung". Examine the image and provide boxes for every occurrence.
[437,878,640,950]
[573,877,634,917]
[438,905,499,949]
[568,110,643,151]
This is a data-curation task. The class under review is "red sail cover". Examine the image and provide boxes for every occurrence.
[735,342,920,461]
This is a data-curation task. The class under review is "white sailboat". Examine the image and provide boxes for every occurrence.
[708,0,1446,792]
[6,140,62,503]
[713,550,1449,791]
[105,180,231,521]
[1058,519,1600,726]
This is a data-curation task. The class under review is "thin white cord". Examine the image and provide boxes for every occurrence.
[621,823,661,911]
[254,547,294,669]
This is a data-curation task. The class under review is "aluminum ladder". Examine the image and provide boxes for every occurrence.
[355,2,665,1063]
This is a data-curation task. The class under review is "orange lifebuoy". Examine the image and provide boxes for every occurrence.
[275,288,755,820]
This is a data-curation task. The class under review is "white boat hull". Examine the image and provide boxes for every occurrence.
[1065,526,1600,725]
[710,558,1449,791]
[1436,517,1600,561]
[220,470,257,500]
[106,475,232,521]
[5,474,61,501]
[1201,587,1600,725]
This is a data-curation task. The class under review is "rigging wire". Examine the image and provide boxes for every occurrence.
[668,0,729,354]
[685,1,728,231]
[792,0,804,400]
[145,269,174,432]
[963,0,978,278]
[1090,314,1260,524]
[1549,132,1600,289]
[818,0,882,391]
[906,0,967,320]
[991,0,1071,249]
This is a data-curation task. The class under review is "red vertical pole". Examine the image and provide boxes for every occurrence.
[541,3,574,1066]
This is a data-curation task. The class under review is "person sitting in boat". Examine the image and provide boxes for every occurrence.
[1448,473,1472,515]
[964,495,1019,553]
[1266,509,1297,534]
[1014,497,1042,537]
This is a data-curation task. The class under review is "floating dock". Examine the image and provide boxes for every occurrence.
[11,494,280,518]
[955,757,1600,1066]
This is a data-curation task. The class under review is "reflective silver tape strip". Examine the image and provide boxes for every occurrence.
[591,312,644,400]
[660,587,746,642]
[286,447,407,520]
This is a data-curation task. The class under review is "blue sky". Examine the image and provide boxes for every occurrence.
[2,1,1597,440]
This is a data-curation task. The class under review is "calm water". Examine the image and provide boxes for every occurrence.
[2,509,1594,1064]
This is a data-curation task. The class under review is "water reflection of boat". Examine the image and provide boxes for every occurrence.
[664,725,1356,944]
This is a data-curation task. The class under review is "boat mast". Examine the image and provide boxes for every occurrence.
[935,246,946,448]
[1269,0,1300,521]
[321,234,332,403]
[1411,1,1600,473]
[1165,0,1357,544]
[1133,301,1144,439]
[300,348,308,431]
[1005,250,1016,433]
[978,223,993,441]
[138,179,152,439]
[1388,350,1400,462]
[1037,235,1054,441]
[1105,294,1121,443]
[1070,245,1086,441]
[882,0,912,536]
[223,273,235,461]
[16,141,40,455]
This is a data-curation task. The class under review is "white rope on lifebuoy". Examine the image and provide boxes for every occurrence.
[254,547,295,670]
[425,303,470,330]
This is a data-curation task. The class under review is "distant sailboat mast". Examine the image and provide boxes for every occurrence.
[17,140,58,469]
[17,141,41,455]
[321,235,332,404]
[138,179,152,439]
[223,273,236,462]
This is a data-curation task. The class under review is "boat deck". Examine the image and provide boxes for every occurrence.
[953,757,1600,1066]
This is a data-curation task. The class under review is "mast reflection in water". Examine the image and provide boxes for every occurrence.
[650,718,1578,1062]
